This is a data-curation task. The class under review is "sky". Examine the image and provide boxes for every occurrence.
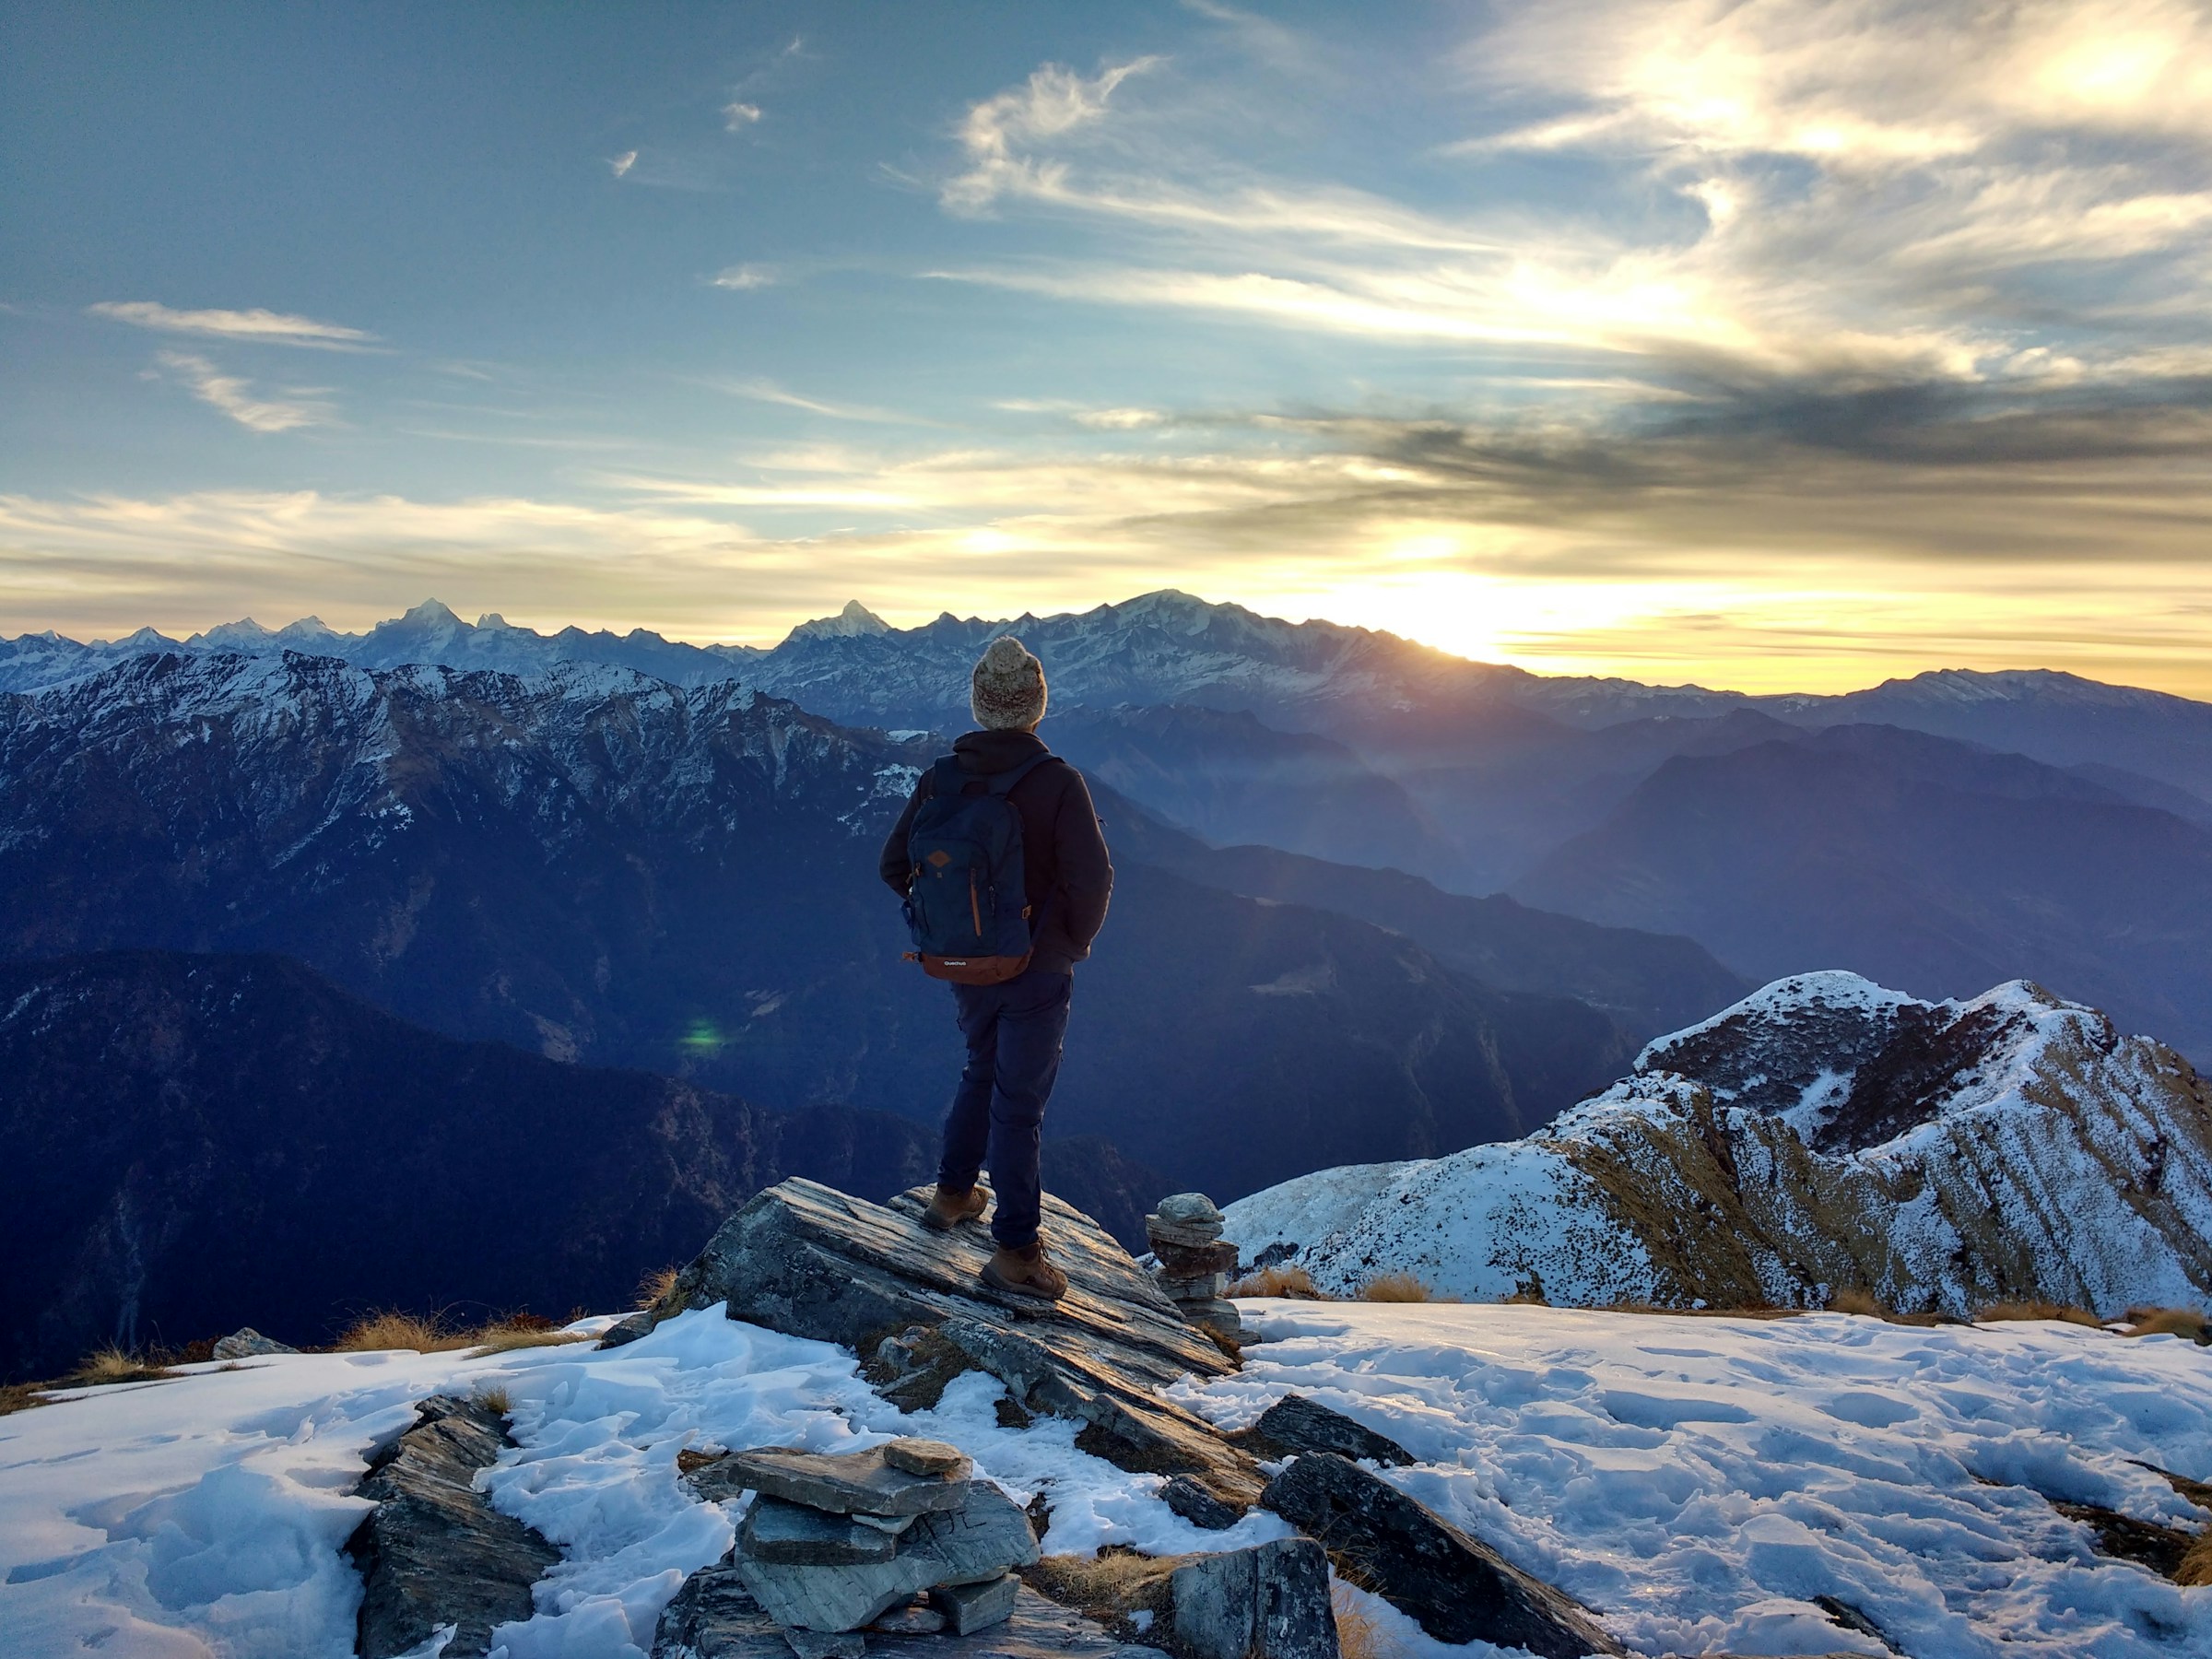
[3,0,2210,696]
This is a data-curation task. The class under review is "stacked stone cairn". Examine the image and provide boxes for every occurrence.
[1146,1193,1241,1345]
[689,1437,1040,1658]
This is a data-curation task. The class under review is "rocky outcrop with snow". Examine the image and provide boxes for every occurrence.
[1227,971,2212,1316]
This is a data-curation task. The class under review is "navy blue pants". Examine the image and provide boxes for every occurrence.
[938,967,1073,1249]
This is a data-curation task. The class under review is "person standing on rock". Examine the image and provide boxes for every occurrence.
[880,636,1112,1301]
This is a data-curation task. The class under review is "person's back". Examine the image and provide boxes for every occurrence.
[879,636,1112,1299]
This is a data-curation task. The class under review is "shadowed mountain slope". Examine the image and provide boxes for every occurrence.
[0,950,945,1383]
[1512,724,2212,1060]
[1092,783,1745,1041]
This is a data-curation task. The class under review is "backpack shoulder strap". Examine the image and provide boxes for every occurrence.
[985,751,1056,797]
[929,755,965,794]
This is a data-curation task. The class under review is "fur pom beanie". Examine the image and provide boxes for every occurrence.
[971,635,1048,731]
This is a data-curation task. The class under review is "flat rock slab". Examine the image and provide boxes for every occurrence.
[346,1394,560,1659]
[638,1179,1230,1392]
[741,1497,903,1565]
[933,1572,1020,1634]
[699,1444,973,1516]
[1170,1539,1338,1659]
[735,1479,1042,1631]
[1262,1453,1622,1659]
[1160,1476,1241,1532]
[631,1178,1263,1509]
[655,1569,1167,1659]
[1229,1395,1414,1468]
[884,1439,970,1477]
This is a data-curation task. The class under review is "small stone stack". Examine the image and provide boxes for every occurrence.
[1146,1193,1241,1345]
[685,1438,1040,1658]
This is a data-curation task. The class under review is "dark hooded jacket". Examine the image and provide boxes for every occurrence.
[878,729,1113,973]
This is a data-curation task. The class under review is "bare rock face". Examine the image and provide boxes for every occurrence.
[1169,1539,1338,1659]
[738,1499,906,1567]
[211,1326,297,1359]
[931,1573,1019,1634]
[733,1479,1041,1632]
[346,1395,559,1659]
[695,1444,973,1517]
[1228,972,2212,1316]
[653,1569,1165,1659]
[1160,1475,1241,1531]
[1261,1453,1622,1659]
[625,1179,1262,1509]
[1227,1395,1413,1468]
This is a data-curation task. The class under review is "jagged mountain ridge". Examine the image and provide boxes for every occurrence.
[10,590,2206,778]
[13,593,2206,877]
[0,650,1676,1199]
[1224,971,2212,1318]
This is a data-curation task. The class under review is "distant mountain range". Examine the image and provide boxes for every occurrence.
[1225,971,2212,1318]
[8,589,2207,1055]
[0,651,1720,1212]
[11,590,2210,803]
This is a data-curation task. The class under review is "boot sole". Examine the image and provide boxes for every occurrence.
[980,1260,1067,1301]
[921,1198,990,1233]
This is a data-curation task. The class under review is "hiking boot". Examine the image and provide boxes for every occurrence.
[982,1241,1068,1301]
[922,1183,989,1232]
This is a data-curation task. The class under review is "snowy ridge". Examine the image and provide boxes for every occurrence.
[1227,971,2212,1315]
[0,650,914,860]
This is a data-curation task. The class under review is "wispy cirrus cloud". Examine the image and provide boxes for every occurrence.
[609,149,639,178]
[925,3,2212,406]
[710,264,777,290]
[705,378,923,425]
[88,300,377,350]
[155,352,335,432]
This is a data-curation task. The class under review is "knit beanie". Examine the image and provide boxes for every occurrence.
[971,635,1048,730]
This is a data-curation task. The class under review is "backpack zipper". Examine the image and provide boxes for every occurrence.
[969,871,982,941]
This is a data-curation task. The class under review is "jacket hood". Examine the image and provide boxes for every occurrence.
[952,728,1050,773]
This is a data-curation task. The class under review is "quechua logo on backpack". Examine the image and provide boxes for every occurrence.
[900,753,1048,983]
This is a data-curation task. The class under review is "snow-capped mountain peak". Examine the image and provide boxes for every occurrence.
[783,599,892,642]
[1228,971,2212,1316]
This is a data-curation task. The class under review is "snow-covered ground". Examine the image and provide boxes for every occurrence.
[3,1301,2207,1659]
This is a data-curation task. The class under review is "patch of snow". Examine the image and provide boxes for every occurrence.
[1188,1301,2212,1658]
[6,1305,2211,1656]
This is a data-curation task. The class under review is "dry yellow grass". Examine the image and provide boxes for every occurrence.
[466,1326,593,1357]
[1976,1301,2103,1328]
[2123,1306,2209,1342]
[638,1265,682,1311]
[2180,1533,2212,1588]
[1827,1288,1888,1317]
[1022,1548,1180,1635]
[1227,1265,1327,1300]
[332,1309,587,1356]
[333,1310,472,1353]
[1358,1273,1441,1303]
[69,1346,177,1386]
[1332,1581,1398,1659]
[473,1383,514,1418]
[0,1382,52,1417]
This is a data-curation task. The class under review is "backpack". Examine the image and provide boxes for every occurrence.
[900,753,1052,984]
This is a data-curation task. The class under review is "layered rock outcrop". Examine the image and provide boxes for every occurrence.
[1230,972,2212,1315]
